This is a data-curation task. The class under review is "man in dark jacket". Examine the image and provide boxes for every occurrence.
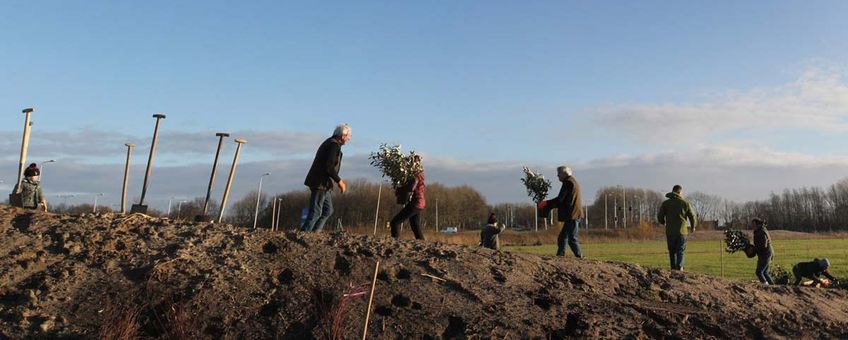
[793,258,837,286]
[537,166,583,257]
[752,218,774,284]
[657,185,696,271]
[301,124,350,232]
[480,212,506,250]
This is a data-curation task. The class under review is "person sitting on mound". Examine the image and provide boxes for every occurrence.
[20,163,48,212]
[793,258,837,286]
[480,213,506,250]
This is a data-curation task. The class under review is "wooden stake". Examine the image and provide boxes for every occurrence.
[362,260,380,340]
[271,196,277,230]
[373,183,382,235]
[275,198,283,231]
[720,238,724,277]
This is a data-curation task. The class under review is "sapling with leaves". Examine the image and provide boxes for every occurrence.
[724,229,755,257]
[369,144,423,204]
[521,167,552,204]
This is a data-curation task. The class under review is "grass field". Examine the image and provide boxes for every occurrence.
[505,238,848,282]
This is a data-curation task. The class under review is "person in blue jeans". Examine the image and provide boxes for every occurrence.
[537,166,584,258]
[657,185,697,271]
[752,218,774,284]
[301,124,351,232]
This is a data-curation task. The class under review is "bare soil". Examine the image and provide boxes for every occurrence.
[1,205,846,339]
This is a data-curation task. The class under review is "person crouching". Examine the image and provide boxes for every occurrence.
[793,258,837,286]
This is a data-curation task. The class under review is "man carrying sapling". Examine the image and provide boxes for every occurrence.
[537,166,583,258]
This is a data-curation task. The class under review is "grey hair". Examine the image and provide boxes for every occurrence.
[333,124,351,138]
[556,165,573,176]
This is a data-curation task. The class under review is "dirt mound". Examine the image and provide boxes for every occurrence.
[1,205,846,339]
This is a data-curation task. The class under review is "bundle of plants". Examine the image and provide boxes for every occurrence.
[369,144,423,204]
[521,166,552,204]
[724,229,754,257]
[769,265,790,285]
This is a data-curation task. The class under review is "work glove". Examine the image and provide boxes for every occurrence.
[41,202,48,212]
[338,179,347,194]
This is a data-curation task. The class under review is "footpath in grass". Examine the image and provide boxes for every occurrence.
[506,238,848,281]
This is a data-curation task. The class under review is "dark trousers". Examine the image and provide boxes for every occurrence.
[666,234,687,270]
[301,189,333,232]
[756,253,774,284]
[792,265,805,285]
[557,220,582,257]
[390,204,424,240]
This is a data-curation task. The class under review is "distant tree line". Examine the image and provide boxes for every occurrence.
[228,179,494,231]
[586,179,848,232]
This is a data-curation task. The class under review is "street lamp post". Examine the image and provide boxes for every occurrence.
[622,187,627,229]
[614,196,618,229]
[167,196,175,217]
[604,194,609,229]
[253,172,271,229]
[435,198,439,232]
[93,193,104,213]
[57,194,74,207]
[40,159,55,185]
[177,200,188,220]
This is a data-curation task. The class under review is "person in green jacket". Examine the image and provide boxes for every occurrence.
[20,163,48,212]
[657,185,696,271]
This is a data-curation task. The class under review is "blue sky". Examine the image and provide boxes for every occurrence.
[2,1,848,209]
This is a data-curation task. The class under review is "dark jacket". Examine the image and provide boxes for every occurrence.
[753,225,773,258]
[20,179,44,209]
[544,176,584,222]
[304,137,343,190]
[794,260,835,283]
[480,223,506,250]
[657,192,697,236]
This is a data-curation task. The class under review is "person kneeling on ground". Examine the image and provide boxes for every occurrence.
[21,163,48,212]
[793,258,838,286]
[753,218,774,284]
[480,212,506,250]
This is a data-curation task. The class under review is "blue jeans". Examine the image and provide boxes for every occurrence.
[756,253,774,284]
[557,220,582,258]
[666,235,687,270]
[301,189,333,232]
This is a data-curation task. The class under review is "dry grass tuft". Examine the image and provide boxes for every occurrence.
[98,298,142,340]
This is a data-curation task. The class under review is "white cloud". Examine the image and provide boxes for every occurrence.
[0,128,326,162]
[590,66,848,143]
